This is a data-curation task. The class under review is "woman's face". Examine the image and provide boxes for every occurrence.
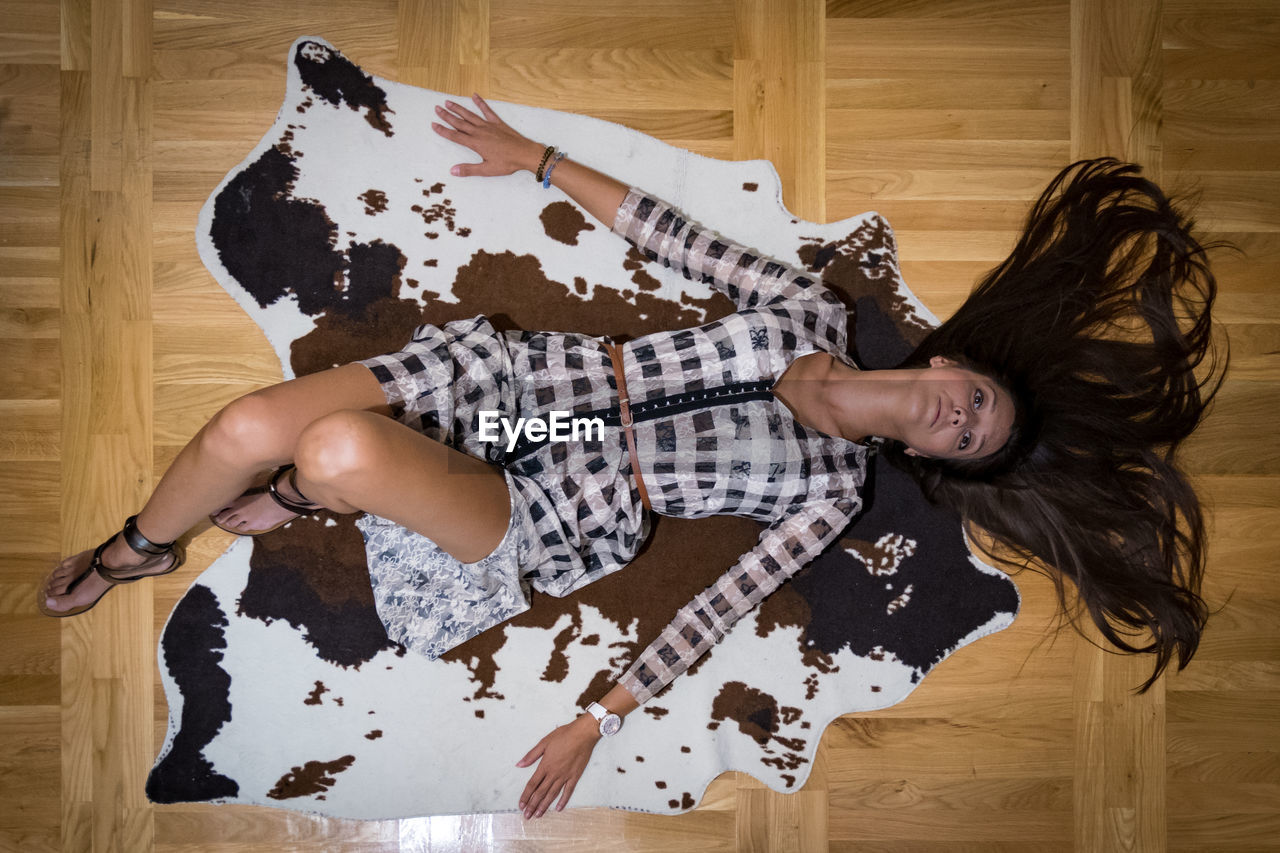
[901,356,1016,461]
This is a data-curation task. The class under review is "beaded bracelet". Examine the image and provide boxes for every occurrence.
[542,152,566,188]
[534,145,556,183]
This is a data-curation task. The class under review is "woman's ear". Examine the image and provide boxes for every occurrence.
[928,355,954,369]
[904,446,921,457]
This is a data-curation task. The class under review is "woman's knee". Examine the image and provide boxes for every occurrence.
[201,390,295,466]
[293,409,385,485]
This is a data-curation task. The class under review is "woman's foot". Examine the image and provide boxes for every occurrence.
[210,465,320,536]
[40,517,184,617]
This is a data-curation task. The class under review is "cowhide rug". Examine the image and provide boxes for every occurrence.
[146,37,1020,819]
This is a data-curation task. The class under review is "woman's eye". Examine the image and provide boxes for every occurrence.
[973,388,984,410]
[959,430,972,451]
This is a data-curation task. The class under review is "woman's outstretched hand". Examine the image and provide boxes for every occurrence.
[431,94,542,178]
[515,713,601,819]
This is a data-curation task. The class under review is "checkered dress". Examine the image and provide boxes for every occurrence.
[359,190,867,705]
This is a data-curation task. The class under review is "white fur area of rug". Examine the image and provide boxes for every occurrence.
[147,36,1019,819]
[159,539,1013,819]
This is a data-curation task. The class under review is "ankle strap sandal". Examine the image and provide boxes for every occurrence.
[209,463,322,537]
[38,515,186,618]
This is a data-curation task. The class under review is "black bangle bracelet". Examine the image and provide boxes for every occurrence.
[534,145,556,182]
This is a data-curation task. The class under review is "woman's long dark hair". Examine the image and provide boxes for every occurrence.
[883,158,1227,691]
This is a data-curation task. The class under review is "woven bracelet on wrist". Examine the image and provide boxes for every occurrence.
[534,145,555,182]
[542,152,566,188]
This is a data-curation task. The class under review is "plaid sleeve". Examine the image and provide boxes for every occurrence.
[618,496,860,705]
[611,188,837,311]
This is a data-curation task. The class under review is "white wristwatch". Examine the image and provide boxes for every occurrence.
[585,701,622,737]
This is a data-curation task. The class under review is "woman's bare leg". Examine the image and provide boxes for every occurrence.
[43,363,395,613]
[145,363,395,539]
[289,409,511,563]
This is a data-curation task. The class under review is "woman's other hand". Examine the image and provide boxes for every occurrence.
[433,94,629,226]
[515,713,601,818]
[431,94,543,178]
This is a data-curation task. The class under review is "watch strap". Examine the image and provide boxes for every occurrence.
[585,701,622,736]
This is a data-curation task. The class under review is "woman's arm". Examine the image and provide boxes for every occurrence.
[619,497,860,704]
[611,190,835,311]
[433,96,835,314]
[431,95,629,229]
[513,497,857,817]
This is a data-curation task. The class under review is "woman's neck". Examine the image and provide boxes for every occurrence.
[774,354,916,444]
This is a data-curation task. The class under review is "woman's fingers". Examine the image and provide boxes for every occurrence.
[430,120,459,141]
[472,93,502,123]
[517,758,567,819]
[519,763,553,808]
[525,764,585,818]
[429,122,478,176]
[519,771,544,810]
[441,99,481,125]
[515,738,546,768]
[433,105,470,134]
[431,119,504,177]
[517,740,549,810]
[555,777,579,812]
[524,773,559,819]
[531,776,563,818]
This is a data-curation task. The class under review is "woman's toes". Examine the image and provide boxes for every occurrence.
[43,581,72,611]
[41,562,109,613]
[45,586,89,612]
[44,566,72,595]
[41,548,93,602]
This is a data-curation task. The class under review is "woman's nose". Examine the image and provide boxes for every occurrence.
[951,406,968,427]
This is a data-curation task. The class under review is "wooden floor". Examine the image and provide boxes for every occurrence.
[1,0,1277,850]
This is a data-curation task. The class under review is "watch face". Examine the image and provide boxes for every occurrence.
[600,713,622,736]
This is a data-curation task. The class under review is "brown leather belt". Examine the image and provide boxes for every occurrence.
[604,341,653,512]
